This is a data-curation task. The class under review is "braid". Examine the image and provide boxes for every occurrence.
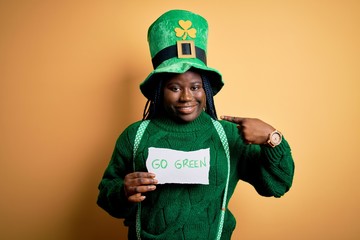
[142,80,163,120]
[142,99,151,120]
[202,75,218,119]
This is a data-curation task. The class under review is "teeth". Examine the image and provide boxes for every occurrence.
[177,106,194,113]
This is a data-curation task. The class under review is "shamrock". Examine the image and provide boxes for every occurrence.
[175,20,197,40]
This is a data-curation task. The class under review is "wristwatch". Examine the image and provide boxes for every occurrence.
[267,130,282,147]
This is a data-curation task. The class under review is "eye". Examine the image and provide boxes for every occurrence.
[191,85,202,91]
[168,86,180,92]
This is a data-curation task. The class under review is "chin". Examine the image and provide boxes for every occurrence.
[175,113,200,123]
[166,107,202,123]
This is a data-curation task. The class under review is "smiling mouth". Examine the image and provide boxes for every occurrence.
[176,105,197,114]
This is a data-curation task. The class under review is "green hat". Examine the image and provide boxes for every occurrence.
[140,9,224,100]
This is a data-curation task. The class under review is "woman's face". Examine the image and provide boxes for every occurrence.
[163,71,206,122]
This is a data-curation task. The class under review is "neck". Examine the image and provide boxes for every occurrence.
[151,111,213,133]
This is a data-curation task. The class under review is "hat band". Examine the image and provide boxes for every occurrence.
[151,44,207,69]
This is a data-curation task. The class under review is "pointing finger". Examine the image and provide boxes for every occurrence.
[220,115,244,124]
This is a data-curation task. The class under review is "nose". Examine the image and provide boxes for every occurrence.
[179,88,193,101]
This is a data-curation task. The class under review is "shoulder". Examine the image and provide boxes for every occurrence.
[216,119,244,147]
[122,120,143,134]
[115,120,145,145]
[218,119,238,134]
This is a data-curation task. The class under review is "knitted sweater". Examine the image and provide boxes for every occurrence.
[97,112,294,240]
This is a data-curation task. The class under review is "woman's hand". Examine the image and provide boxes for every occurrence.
[220,115,275,145]
[124,172,158,203]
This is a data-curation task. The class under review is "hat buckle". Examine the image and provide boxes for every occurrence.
[177,40,196,59]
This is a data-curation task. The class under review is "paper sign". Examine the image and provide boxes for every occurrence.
[146,147,210,184]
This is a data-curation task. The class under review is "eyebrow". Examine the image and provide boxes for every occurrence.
[166,78,203,84]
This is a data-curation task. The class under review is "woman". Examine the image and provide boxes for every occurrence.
[97,9,294,240]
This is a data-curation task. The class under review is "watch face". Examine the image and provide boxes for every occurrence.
[271,132,281,144]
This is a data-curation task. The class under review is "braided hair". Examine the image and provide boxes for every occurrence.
[142,79,163,120]
[201,74,218,119]
[142,72,218,120]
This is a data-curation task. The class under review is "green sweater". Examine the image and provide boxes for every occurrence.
[97,112,294,240]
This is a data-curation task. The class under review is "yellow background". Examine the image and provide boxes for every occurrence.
[1,1,359,239]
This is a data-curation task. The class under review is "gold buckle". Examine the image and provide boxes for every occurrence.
[177,40,196,58]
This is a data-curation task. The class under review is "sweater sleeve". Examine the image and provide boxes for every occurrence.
[97,123,139,219]
[223,121,295,198]
[253,139,294,197]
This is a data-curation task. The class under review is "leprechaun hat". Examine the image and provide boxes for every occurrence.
[140,9,224,100]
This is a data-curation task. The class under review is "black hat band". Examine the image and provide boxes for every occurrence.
[151,41,207,69]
